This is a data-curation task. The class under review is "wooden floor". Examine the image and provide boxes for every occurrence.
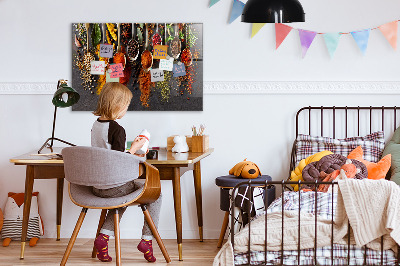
[0,239,221,265]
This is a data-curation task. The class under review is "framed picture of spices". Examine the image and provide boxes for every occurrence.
[71,22,203,111]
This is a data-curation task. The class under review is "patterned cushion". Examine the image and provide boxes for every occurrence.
[295,131,385,166]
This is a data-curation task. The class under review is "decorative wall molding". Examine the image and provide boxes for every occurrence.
[204,81,400,94]
[1,81,400,95]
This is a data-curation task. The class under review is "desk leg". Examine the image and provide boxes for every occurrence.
[172,167,183,261]
[56,178,64,241]
[193,161,203,242]
[20,165,35,259]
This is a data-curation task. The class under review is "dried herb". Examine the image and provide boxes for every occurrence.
[91,23,102,47]
[156,71,172,102]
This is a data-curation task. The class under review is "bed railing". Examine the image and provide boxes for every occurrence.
[230,180,400,266]
[289,106,400,185]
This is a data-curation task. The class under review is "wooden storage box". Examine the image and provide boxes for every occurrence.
[167,135,192,151]
[191,135,209,153]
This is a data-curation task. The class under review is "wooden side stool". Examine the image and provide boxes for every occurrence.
[215,175,275,248]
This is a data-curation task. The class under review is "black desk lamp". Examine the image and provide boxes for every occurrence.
[38,79,80,154]
[241,0,305,23]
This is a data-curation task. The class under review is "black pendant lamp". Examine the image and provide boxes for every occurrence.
[242,0,305,23]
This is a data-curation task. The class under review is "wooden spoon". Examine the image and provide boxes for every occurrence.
[127,23,139,62]
[171,23,182,60]
[141,23,153,71]
[113,23,127,70]
[83,23,95,71]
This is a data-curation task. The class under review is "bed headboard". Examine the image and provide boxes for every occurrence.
[290,106,400,178]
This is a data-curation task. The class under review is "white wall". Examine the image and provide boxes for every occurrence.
[1,0,400,239]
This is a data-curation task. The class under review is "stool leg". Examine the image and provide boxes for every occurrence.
[60,208,88,266]
[141,205,171,263]
[114,209,121,266]
[92,209,107,258]
[217,211,230,248]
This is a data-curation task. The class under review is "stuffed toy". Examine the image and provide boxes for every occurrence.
[301,154,368,191]
[317,160,360,193]
[289,150,333,191]
[1,192,44,247]
[229,159,261,179]
[348,146,391,180]
[172,135,189,153]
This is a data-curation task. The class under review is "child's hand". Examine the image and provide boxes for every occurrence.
[134,148,149,157]
[129,137,147,154]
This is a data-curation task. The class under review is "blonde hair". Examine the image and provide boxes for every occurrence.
[93,82,133,120]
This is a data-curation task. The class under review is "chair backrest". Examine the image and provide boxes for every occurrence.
[62,146,145,188]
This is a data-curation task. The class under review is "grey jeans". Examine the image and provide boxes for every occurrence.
[92,180,162,240]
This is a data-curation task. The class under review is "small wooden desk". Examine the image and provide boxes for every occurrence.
[10,147,213,261]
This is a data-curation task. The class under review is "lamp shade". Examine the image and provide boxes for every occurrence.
[241,0,305,23]
[52,83,80,108]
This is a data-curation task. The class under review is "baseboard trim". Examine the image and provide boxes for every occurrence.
[48,228,222,239]
[1,81,400,95]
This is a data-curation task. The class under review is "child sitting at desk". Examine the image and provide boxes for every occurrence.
[91,82,162,263]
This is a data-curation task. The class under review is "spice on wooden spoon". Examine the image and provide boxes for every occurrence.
[171,23,182,60]
[127,23,140,62]
[95,23,110,94]
[141,24,153,71]
[83,23,95,72]
[181,24,192,67]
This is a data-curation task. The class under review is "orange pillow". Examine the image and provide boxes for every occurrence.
[347,146,391,180]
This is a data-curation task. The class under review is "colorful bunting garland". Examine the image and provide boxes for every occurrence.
[323,33,341,58]
[251,23,266,38]
[379,21,398,50]
[229,0,245,24]
[275,23,292,49]
[209,0,220,7]
[298,30,317,58]
[209,1,399,58]
[351,29,370,55]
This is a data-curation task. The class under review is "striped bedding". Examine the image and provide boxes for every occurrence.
[234,191,397,265]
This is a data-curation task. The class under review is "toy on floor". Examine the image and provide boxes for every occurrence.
[229,159,261,179]
[1,192,44,247]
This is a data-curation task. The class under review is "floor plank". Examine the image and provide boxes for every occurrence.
[0,239,221,265]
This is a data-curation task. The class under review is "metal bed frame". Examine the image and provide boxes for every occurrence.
[230,106,400,266]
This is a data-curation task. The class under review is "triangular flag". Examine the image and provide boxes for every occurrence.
[378,21,397,50]
[209,0,220,7]
[275,23,293,49]
[323,33,341,58]
[351,29,370,55]
[229,0,245,24]
[298,29,317,58]
[251,23,266,38]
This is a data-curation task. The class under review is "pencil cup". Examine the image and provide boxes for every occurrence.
[191,135,209,153]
